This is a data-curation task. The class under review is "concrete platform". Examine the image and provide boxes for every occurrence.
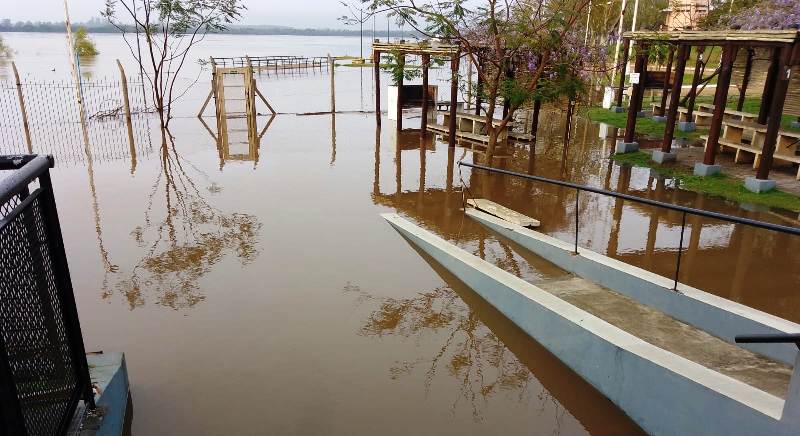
[538,277,791,399]
[381,212,799,435]
[466,198,540,227]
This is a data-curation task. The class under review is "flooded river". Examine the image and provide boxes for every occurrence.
[1,33,799,435]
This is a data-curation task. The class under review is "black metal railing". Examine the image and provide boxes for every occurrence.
[736,334,800,350]
[0,155,95,436]
[458,161,800,290]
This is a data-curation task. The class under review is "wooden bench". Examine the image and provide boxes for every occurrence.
[439,111,509,144]
[677,107,714,126]
[704,129,800,179]
[695,104,759,123]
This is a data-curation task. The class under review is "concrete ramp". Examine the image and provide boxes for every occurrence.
[381,213,800,436]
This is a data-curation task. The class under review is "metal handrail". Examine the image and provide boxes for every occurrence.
[458,161,800,290]
[736,334,800,349]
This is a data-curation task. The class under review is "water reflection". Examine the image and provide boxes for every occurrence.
[372,110,800,323]
[347,282,533,422]
[199,113,275,170]
[103,141,262,309]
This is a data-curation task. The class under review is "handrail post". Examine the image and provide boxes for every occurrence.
[673,211,687,291]
[574,189,580,255]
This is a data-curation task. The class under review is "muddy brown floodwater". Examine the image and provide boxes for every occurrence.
[2,34,799,434]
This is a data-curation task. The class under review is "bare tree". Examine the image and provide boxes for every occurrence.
[102,0,246,131]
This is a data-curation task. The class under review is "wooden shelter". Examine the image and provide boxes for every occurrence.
[619,30,800,184]
[372,40,461,147]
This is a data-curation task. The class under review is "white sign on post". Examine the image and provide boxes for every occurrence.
[629,73,640,84]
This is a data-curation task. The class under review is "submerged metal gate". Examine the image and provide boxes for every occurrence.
[0,155,94,436]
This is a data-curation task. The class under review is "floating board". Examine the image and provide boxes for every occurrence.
[466,198,540,228]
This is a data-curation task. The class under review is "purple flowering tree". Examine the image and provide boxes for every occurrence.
[356,0,605,161]
[730,0,800,30]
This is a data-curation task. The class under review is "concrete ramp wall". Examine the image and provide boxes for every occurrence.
[381,213,791,436]
[466,208,800,366]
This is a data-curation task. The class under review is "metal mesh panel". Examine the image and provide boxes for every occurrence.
[0,190,79,436]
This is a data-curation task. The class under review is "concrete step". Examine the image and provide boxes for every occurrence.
[537,276,791,399]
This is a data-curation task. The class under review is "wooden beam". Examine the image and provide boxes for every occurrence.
[756,45,793,180]
[623,43,647,143]
[374,50,381,126]
[448,54,460,148]
[662,44,689,153]
[475,53,483,116]
[658,46,675,116]
[421,54,430,137]
[117,60,136,173]
[397,53,404,130]
[759,47,781,124]
[686,46,705,121]
[703,43,737,165]
[737,48,754,111]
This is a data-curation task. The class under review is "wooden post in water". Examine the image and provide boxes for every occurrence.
[420,54,430,137]
[63,0,90,146]
[397,53,404,130]
[11,62,33,153]
[474,54,482,116]
[466,59,472,110]
[328,54,336,113]
[116,60,136,173]
[448,54,460,149]
[623,43,647,143]
[374,49,381,126]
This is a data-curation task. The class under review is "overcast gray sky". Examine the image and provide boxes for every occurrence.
[4,0,363,29]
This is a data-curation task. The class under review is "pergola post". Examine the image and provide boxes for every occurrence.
[747,45,793,192]
[420,54,430,137]
[448,54,460,148]
[654,43,689,163]
[681,45,704,132]
[655,46,675,118]
[696,43,737,176]
[618,42,646,153]
[758,46,781,124]
[475,54,483,116]
[737,48,754,112]
[374,49,381,126]
[612,38,631,112]
[396,53,404,130]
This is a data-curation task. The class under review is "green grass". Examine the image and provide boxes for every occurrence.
[612,151,800,212]
[584,107,706,141]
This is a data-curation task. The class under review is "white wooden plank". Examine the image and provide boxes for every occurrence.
[466,198,540,227]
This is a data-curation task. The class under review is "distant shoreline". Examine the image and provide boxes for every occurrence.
[0,24,415,38]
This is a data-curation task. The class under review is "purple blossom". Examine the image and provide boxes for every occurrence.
[731,0,800,30]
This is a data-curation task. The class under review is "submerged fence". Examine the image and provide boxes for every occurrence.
[0,155,95,435]
[0,63,153,166]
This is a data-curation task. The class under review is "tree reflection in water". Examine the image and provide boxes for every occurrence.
[346,283,534,422]
[104,140,261,310]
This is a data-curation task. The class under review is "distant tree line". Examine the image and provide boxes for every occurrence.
[0,19,415,37]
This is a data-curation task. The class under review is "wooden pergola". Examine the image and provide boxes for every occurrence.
[619,30,800,182]
[372,41,461,147]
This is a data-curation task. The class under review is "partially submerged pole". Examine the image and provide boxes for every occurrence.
[448,54,460,148]
[374,49,382,126]
[396,53,404,130]
[328,54,336,113]
[421,54,430,138]
[11,62,32,153]
[116,60,136,173]
[63,0,89,146]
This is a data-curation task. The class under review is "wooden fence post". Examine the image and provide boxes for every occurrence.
[116,60,136,173]
[328,54,336,113]
[11,62,33,153]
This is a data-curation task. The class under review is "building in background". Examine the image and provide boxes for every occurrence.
[664,0,711,30]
